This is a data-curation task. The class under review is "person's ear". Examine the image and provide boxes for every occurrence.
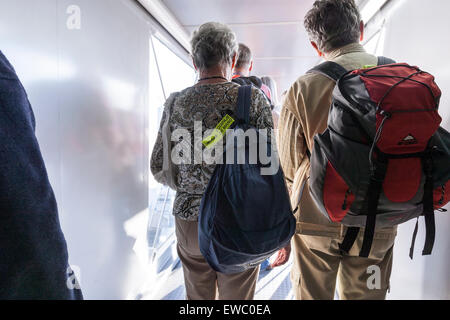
[359,20,365,42]
[249,61,253,72]
[192,57,198,71]
[311,41,324,57]
[231,53,237,70]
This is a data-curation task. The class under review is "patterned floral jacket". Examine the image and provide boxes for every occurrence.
[151,82,274,221]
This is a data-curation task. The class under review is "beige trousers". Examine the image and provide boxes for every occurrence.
[175,217,259,300]
[291,232,395,300]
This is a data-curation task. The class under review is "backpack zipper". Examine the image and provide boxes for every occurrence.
[342,189,352,211]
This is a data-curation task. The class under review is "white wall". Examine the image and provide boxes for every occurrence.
[0,0,158,299]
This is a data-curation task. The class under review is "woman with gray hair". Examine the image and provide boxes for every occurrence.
[150,22,278,300]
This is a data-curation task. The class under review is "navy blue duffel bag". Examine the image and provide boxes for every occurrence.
[198,85,295,274]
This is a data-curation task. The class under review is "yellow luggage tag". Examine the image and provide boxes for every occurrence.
[202,114,235,149]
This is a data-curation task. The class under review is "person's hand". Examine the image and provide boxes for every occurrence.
[269,243,291,269]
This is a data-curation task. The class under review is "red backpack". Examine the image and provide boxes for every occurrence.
[308,57,450,258]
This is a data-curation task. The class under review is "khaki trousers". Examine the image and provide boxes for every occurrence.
[291,232,395,300]
[175,217,259,300]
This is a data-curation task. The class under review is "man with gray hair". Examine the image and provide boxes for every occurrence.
[234,43,253,75]
[278,0,397,300]
[233,43,273,102]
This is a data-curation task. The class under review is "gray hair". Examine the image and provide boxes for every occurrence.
[190,22,238,70]
[261,76,279,106]
[304,0,361,53]
[236,43,253,69]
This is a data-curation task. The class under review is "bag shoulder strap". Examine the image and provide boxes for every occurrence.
[248,76,263,88]
[307,56,396,82]
[305,62,347,160]
[236,85,252,124]
[158,92,180,190]
[307,61,348,82]
[377,56,396,66]
[163,92,179,119]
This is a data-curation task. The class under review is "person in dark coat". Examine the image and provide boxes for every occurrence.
[0,50,83,299]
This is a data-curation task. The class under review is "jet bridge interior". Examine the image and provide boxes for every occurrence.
[0,0,448,300]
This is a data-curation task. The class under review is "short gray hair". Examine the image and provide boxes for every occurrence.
[190,22,238,70]
[304,0,361,53]
[236,43,252,69]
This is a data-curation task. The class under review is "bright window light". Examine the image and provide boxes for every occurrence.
[361,0,389,23]
[137,0,190,51]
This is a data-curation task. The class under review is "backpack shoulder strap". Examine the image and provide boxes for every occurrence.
[377,56,396,66]
[236,85,252,124]
[308,57,396,82]
[307,61,348,82]
[248,76,263,89]
[232,77,247,86]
